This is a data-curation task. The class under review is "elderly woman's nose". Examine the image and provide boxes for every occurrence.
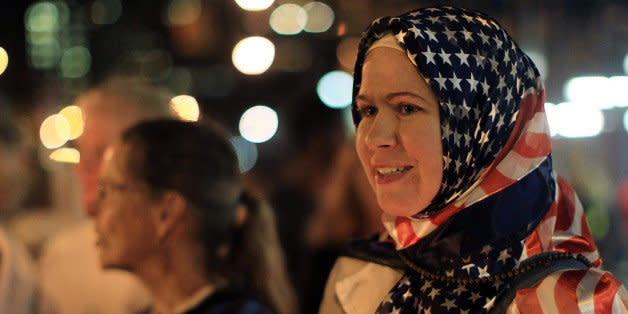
[365,113,397,149]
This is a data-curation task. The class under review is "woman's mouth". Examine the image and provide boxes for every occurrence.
[375,166,413,184]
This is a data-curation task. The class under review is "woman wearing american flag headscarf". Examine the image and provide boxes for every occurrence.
[319,6,628,314]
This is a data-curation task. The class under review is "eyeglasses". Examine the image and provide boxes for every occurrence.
[96,180,142,203]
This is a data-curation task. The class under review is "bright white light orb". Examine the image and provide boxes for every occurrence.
[0,47,8,75]
[269,4,307,35]
[544,102,559,137]
[40,114,71,149]
[170,95,200,121]
[317,70,353,109]
[608,76,628,108]
[58,105,84,140]
[239,105,278,143]
[624,110,628,134]
[554,102,604,138]
[50,148,80,164]
[564,76,611,109]
[234,0,274,11]
[229,136,258,173]
[303,2,334,33]
[232,36,275,75]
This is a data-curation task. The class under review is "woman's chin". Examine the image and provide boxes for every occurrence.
[379,203,423,217]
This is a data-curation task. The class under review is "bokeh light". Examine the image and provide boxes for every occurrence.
[170,95,200,121]
[565,76,628,109]
[608,76,628,108]
[58,105,84,140]
[239,105,278,143]
[24,1,69,32]
[624,53,628,75]
[624,109,628,134]
[269,4,307,35]
[166,0,202,26]
[234,0,274,11]
[316,70,353,109]
[303,2,334,33]
[564,76,609,108]
[0,47,8,75]
[229,136,258,173]
[60,46,91,78]
[49,148,80,164]
[40,114,71,149]
[232,36,275,75]
[544,102,559,137]
[28,40,61,69]
[336,36,360,70]
[553,102,604,138]
[91,0,122,25]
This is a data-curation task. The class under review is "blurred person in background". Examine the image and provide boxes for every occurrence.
[301,142,382,313]
[320,6,627,313]
[0,112,38,313]
[270,94,381,313]
[92,119,297,314]
[39,77,176,314]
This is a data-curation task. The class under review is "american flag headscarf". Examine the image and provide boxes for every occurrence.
[350,6,628,313]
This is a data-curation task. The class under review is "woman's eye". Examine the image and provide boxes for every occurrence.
[399,104,421,115]
[96,185,106,201]
[357,106,377,118]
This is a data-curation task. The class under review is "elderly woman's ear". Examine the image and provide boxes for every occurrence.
[152,190,188,243]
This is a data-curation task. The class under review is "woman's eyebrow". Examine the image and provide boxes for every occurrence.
[356,92,429,104]
[386,91,429,103]
[355,94,371,103]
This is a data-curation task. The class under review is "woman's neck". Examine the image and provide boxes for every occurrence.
[135,251,216,314]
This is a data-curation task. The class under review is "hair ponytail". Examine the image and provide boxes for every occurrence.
[225,189,298,314]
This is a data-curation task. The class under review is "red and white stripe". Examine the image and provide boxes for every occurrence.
[508,269,628,313]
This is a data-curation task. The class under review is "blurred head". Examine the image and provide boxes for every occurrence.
[93,143,162,269]
[93,119,241,269]
[355,47,442,217]
[92,119,296,313]
[74,77,175,217]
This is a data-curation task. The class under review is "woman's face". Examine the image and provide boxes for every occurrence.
[356,48,443,217]
[92,143,160,271]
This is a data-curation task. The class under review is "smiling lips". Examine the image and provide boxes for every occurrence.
[375,165,413,184]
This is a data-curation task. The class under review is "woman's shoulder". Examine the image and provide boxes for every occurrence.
[508,268,628,313]
[187,289,274,314]
[319,256,404,314]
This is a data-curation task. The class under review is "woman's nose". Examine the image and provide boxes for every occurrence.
[365,111,397,150]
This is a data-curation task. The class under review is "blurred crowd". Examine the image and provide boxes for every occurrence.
[0,76,388,313]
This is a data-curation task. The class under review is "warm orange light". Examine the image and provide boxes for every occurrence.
[50,147,80,163]
[170,95,200,121]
